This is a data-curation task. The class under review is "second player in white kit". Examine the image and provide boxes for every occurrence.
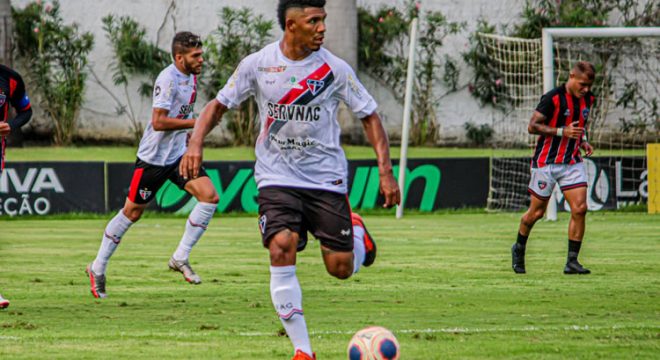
[85,32,220,299]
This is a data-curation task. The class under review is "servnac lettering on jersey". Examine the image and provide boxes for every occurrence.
[267,102,321,122]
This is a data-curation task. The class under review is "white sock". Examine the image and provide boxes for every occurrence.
[270,265,312,357]
[92,210,134,274]
[172,202,217,261]
[352,225,366,274]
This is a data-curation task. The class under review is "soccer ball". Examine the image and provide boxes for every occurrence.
[347,326,400,360]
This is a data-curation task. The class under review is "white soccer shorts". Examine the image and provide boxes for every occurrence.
[528,162,588,200]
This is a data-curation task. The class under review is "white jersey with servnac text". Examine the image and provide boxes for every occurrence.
[137,64,197,166]
[216,41,377,194]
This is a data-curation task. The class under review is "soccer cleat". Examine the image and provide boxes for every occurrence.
[351,213,376,267]
[0,294,9,309]
[511,243,526,274]
[564,259,591,275]
[85,263,107,298]
[292,350,316,360]
[168,257,202,284]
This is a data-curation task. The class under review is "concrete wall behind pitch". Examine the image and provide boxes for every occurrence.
[12,0,526,144]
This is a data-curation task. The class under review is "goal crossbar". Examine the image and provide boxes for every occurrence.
[542,27,660,92]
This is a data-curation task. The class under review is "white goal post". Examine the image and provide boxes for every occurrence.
[542,27,660,221]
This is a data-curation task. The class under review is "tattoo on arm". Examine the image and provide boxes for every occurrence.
[528,111,556,137]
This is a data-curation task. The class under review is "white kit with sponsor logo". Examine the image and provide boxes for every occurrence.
[216,41,377,194]
[137,64,197,166]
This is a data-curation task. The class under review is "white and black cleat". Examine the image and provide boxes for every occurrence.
[168,257,202,284]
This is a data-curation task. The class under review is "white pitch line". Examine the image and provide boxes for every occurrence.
[0,336,21,340]
[238,324,660,337]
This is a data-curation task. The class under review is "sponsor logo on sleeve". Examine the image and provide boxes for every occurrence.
[347,74,363,99]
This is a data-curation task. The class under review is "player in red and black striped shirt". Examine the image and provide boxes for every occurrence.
[0,64,33,172]
[512,61,595,275]
[0,64,33,309]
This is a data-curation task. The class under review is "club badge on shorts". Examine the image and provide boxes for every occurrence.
[139,188,152,200]
[538,180,547,190]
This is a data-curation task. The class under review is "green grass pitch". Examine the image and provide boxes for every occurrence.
[0,212,657,359]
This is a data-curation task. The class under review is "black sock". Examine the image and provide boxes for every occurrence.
[517,233,528,247]
[568,239,582,261]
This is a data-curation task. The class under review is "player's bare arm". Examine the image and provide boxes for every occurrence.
[361,112,400,208]
[527,111,583,139]
[179,99,228,179]
[151,108,196,131]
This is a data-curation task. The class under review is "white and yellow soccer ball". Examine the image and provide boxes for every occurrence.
[347,326,400,360]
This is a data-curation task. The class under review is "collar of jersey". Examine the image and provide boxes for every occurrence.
[277,39,319,65]
[171,63,191,79]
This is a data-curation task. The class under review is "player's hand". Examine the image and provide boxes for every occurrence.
[179,144,203,180]
[581,141,594,157]
[563,121,584,140]
[0,122,10,136]
[380,172,400,208]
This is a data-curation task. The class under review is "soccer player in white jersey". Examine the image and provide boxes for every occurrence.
[179,1,400,359]
[85,32,219,299]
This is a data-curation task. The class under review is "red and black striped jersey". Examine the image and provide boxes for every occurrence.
[531,85,595,168]
[1,64,32,171]
[0,64,31,121]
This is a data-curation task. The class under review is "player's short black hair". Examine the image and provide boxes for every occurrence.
[573,61,596,80]
[172,31,202,56]
[277,0,326,30]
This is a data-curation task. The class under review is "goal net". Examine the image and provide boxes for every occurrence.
[478,28,660,212]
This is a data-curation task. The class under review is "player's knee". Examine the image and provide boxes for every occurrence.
[532,208,546,220]
[268,232,297,264]
[572,202,588,217]
[328,264,353,280]
[123,208,143,222]
[205,192,220,204]
[195,189,219,204]
[523,209,544,224]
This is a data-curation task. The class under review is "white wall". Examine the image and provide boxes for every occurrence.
[12,0,527,144]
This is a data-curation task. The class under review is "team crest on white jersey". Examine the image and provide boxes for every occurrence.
[307,79,325,96]
[139,189,152,200]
